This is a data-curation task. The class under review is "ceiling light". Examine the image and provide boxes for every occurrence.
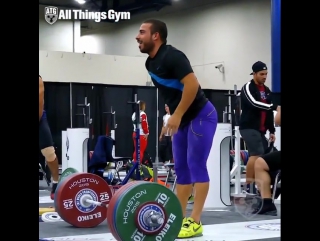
[75,0,86,4]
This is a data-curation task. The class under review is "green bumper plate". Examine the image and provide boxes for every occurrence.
[114,182,183,241]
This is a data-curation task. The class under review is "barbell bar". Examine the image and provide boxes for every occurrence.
[82,198,108,207]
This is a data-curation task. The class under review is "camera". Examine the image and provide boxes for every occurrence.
[215,64,223,69]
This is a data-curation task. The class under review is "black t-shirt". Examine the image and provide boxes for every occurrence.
[145,44,207,125]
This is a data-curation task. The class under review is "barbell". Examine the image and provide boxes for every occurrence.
[54,170,183,241]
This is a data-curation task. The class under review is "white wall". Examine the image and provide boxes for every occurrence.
[39,50,148,85]
[80,0,272,90]
[39,5,82,52]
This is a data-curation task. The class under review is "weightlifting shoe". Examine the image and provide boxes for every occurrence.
[252,198,277,216]
[177,217,203,239]
[50,182,58,200]
[182,217,187,224]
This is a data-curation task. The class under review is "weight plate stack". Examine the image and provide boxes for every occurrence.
[40,212,63,222]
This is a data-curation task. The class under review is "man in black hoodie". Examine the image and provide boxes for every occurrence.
[239,61,278,193]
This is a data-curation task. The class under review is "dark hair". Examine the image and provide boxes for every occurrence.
[139,101,146,110]
[143,19,167,43]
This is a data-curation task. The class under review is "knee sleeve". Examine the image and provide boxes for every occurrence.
[41,146,56,162]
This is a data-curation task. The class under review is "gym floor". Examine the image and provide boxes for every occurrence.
[39,180,280,241]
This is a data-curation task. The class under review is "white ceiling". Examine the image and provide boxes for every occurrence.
[39,0,230,11]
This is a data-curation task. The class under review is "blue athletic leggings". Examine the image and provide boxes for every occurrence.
[173,101,218,184]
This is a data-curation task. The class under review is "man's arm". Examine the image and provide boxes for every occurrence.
[140,113,149,135]
[168,50,199,117]
[268,111,276,134]
[241,82,277,111]
[275,106,281,126]
[39,76,44,120]
[160,117,165,138]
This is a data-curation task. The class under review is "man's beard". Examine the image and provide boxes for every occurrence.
[260,79,266,83]
[140,41,154,53]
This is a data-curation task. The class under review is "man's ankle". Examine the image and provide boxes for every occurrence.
[246,183,257,193]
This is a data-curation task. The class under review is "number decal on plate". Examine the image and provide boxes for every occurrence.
[63,199,73,209]
[100,193,110,201]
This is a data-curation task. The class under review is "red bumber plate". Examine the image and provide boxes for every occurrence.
[55,173,113,228]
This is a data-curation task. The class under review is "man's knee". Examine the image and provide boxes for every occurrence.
[255,157,269,171]
[41,146,56,162]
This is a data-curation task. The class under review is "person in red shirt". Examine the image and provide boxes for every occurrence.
[132,101,149,163]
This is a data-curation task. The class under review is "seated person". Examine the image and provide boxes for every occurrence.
[253,106,281,215]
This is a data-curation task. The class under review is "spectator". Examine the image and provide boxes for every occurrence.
[132,101,149,163]
[239,61,278,193]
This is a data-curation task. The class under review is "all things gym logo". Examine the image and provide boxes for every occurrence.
[44,6,131,25]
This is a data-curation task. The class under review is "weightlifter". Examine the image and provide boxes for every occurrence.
[39,75,60,199]
[253,106,281,215]
[239,61,278,193]
[136,19,218,238]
